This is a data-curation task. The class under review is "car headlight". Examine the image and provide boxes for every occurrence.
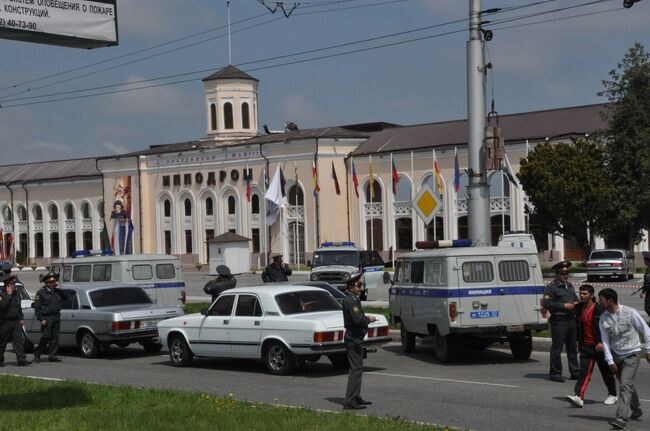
[310,273,319,281]
[342,273,350,281]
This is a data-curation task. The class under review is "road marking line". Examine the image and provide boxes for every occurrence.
[366,371,519,388]
[0,373,64,382]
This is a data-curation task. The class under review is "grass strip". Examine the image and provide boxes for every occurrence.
[0,375,454,431]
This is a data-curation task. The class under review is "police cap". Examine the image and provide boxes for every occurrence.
[270,253,283,260]
[642,251,650,260]
[216,265,231,276]
[42,273,58,282]
[552,260,572,271]
[4,275,17,284]
[346,273,363,289]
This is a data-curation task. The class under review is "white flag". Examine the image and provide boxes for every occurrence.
[503,152,519,188]
[265,166,283,224]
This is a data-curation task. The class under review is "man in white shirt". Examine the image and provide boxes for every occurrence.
[598,288,650,429]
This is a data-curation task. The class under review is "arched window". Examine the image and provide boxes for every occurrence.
[251,195,260,214]
[205,197,213,216]
[48,205,58,221]
[365,219,384,251]
[164,199,171,217]
[17,206,27,221]
[242,102,250,129]
[97,201,104,219]
[288,185,304,206]
[395,218,412,250]
[228,196,236,215]
[81,202,91,219]
[364,181,382,203]
[64,203,74,220]
[458,215,468,239]
[210,103,217,130]
[224,102,234,129]
[491,214,511,246]
[184,198,192,217]
[33,205,43,221]
[2,206,11,221]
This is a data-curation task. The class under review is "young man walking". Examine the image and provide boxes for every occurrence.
[598,288,650,429]
[566,284,617,408]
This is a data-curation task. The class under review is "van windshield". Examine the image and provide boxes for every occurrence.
[90,287,152,307]
[312,251,359,268]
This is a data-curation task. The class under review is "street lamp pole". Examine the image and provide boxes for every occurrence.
[467,0,491,246]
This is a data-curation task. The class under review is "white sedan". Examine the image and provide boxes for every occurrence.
[157,285,391,375]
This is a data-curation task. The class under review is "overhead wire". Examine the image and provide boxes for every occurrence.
[0,0,632,109]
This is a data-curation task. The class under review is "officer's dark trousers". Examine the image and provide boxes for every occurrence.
[574,345,617,399]
[35,317,60,359]
[0,321,26,364]
[549,317,579,378]
[344,339,364,405]
[644,294,650,320]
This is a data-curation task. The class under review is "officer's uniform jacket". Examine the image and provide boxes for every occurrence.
[0,290,23,321]
[642,266,650,294]
[543,278,578,320]
[203,276,237,301]
[34,286,68,321]
[261,263,292,282]
[342,293,370,343]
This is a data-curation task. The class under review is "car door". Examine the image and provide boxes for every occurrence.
[228,294,263,357]
[58,289,79,346]
[195,294,235,356]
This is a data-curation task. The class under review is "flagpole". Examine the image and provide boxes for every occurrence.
[294,162,299,270]
[369,155,374,251]
[501,171,505,238]
[349,157,355,244]
[410,151,415,250]
[432,149,437,241]
[390,153,396,269]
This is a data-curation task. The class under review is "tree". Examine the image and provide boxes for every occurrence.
[599,42,650,248]
[517,139,612,257]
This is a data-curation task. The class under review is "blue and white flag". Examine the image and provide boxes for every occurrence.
[265,166,283,225]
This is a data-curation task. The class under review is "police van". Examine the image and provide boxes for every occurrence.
[309,242,385,300]
[387,240,547,362]
[50,251,186,308]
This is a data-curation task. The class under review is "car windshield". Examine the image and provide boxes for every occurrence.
[312,251,359,268]
[89,287,152,307]
[590,251,623,259]
[276,290,341,315]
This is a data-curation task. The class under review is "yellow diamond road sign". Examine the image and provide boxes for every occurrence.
[412,185,442,225]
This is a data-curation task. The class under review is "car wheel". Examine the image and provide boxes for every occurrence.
[327,353,349,369]
[142,341,163,353]
[400,323,416,353]
[509,336,533,361]
[78,330,101,358]
[169,335,193,367]
[265,342,296,375]
[432,329,458,363]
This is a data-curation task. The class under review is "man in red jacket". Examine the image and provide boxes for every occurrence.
[567,284,617,407]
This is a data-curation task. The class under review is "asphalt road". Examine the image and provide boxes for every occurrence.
[3,270,650,430]
[2,339,649,431]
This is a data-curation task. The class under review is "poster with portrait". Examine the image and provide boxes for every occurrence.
[110,176,134,255]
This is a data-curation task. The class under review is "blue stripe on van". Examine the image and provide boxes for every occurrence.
[136,282,186,289]
[362,266,384,273]
[389,285,544,298]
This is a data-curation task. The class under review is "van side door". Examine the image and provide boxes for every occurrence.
[495,257,539,325]
[456,258,500,327]
[361,250,385,291]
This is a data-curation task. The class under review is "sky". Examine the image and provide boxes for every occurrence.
[0,0,648,164]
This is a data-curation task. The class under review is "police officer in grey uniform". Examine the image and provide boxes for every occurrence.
[34,273,71,363]
[0,276,31,366]
[640,251,650,319]
[203,265,237,303]
[543,260,580,382]
[342,274,376,410]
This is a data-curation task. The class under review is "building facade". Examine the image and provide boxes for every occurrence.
[2,65,647,267]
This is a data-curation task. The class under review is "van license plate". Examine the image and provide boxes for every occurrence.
[470,311,498,319]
